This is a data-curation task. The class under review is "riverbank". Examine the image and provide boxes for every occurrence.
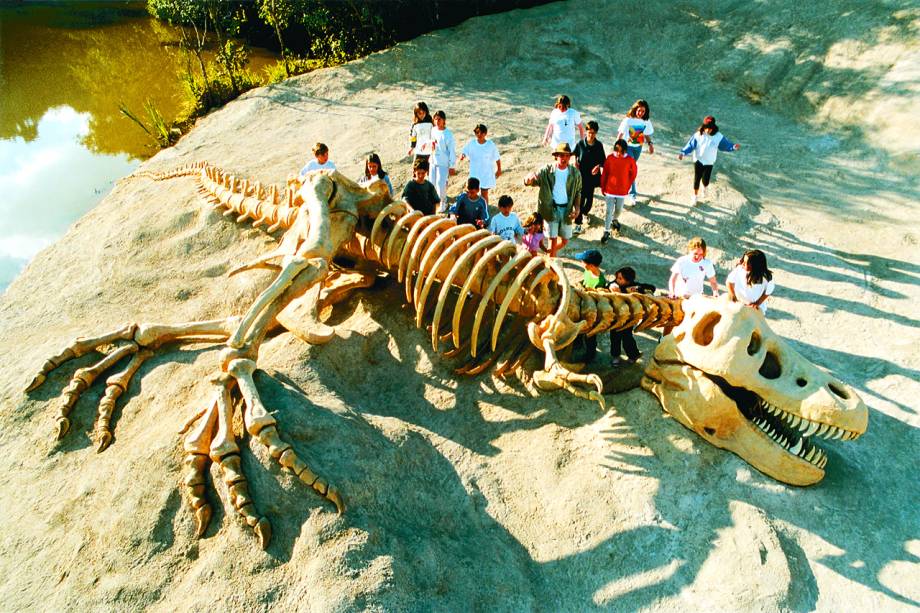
[0,1,917,610]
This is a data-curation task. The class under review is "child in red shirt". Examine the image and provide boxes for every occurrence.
[592,138,637,244]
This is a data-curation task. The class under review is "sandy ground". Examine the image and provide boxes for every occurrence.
[0,1,918,611]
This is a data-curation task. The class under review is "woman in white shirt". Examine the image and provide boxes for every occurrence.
[542,94,585,149]
[727,249,775,313]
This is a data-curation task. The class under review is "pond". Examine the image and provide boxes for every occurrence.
[0,1,278,292]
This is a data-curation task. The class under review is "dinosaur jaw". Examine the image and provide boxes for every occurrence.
[642,358,865,486]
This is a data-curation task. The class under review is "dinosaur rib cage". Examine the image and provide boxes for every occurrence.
[343,200,685,376]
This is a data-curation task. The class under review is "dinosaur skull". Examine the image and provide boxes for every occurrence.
[642,295,867,486]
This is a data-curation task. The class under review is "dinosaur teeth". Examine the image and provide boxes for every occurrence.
[805,447,817,462]
[789,439,803,455]
[816,423,831,438]
[831,427,845,440]
[790,415,801,428]
[802,421,820,437]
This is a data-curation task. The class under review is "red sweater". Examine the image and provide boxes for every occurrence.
[599,154,637,196]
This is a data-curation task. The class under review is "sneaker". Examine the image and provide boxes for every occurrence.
[601,231,610,245]
[573,224,583,235]
[611,220,622,234]
[701,186,708,198]
[691,194,698,205]
[627,195,637,207]
[610,356,623,366]
[628,352,643,363]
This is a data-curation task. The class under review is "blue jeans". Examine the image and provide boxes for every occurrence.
[626,145,642,197]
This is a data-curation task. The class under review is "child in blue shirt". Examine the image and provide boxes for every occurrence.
[449,177,490,228]
[488,195,525,243]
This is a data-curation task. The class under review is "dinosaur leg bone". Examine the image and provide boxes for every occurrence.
[528,260,604,408]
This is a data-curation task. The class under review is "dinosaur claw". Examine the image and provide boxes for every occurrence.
[95,431,112,453]
[255,517,272,549]
[194,505,212,538]
[327,487,345,515]
[56,417,70,440]
[25,374,46,393]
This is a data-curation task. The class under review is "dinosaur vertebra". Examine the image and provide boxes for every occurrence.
[25,165,865,549]
[642,294,868,486]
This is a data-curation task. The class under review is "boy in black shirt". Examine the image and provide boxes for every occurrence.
[401,159,440,215]
[609,266,651,364]
[573,120,606,234]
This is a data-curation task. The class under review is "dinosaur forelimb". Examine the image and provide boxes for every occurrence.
[28,318,241,444]
[93,349,151,452]
[228,255,328,351]
[55,343,139,439]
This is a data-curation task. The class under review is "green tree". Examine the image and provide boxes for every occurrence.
[258,0,301,78]
[147,0,214,105]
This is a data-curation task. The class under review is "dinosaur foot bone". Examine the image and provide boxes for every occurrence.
[182,360,344,548]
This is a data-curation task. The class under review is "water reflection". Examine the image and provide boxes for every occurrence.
[0,106,136,290]
[0,2,278,293]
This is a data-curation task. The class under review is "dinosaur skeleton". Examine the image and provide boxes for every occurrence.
[26,163,868,548]
[25,163,866,548]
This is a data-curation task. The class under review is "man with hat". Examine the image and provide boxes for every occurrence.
[524,143,582,257]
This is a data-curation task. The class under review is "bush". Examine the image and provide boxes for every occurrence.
[176,62,261,126]
[262,56,334,84]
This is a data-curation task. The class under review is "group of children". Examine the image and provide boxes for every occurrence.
[572,237,774,365]
[296,97,769,367]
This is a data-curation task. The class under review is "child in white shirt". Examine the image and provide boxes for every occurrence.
[669,236,719,298]
[298,142,336,177]
[459,123,502,205]
[542,94,585,149]
[430,110,457,213]
[727,249,775,313]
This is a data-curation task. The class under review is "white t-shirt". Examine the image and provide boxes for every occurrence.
[671,254,716,297]
[488,212,525,243]
[618,117,654,148]
[548,107,582,148]
[411,122,434,155]
[461,139,501,189]
[552,166,570,204]
[727,265,775,313]
[430,126,456,167]
[299,159,336,177]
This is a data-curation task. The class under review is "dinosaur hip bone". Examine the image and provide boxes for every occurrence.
[25,165,865,550]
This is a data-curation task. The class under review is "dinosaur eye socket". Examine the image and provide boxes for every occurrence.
[747,331,761,356]
[692,312,721,346]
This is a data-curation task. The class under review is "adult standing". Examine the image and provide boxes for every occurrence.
[542,94,585,150]
[524,143,582,258]
[617,99,654,204]
[573,120,606,234]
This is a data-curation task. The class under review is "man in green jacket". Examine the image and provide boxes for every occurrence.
[524,143,582,257]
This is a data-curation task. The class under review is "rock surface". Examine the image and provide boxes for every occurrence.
[0,1,918,611]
